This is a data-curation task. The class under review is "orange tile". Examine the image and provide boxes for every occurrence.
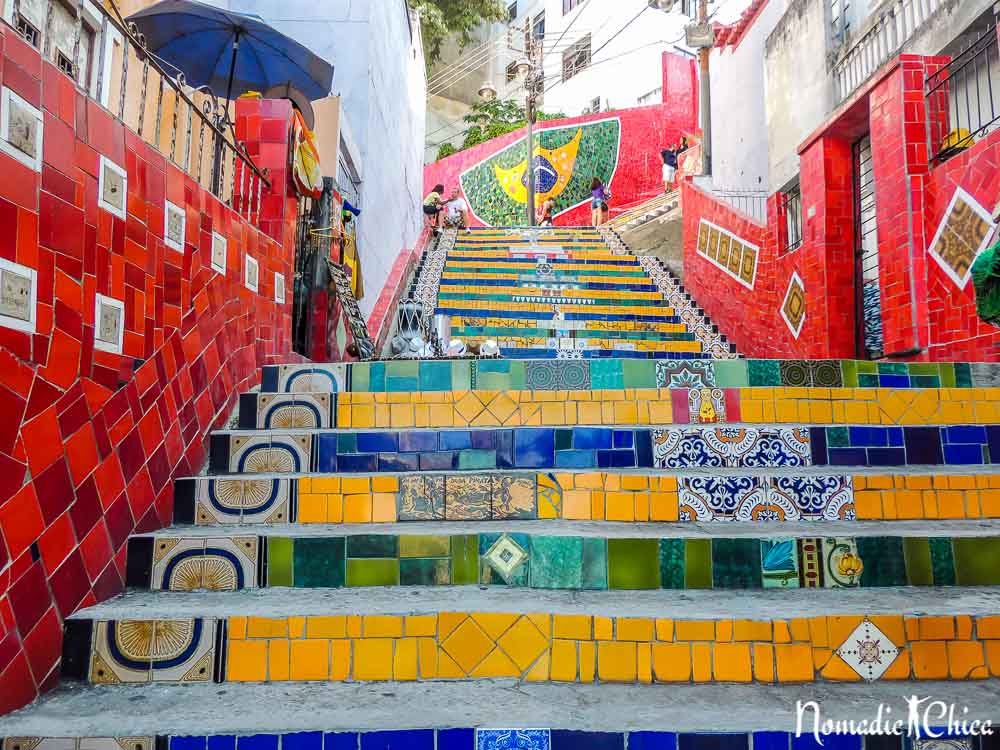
[652,642,691,682]
[713,642,752,683]
[948,641,985,679]
[775,644,814,683]
[692,643,712,682]
[754,643,775,683]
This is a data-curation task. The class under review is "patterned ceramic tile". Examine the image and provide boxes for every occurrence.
[193,477,291,525]
[211,232,227,275]
[780,272,806,338]
[164,200,186,252]
[90,619,216,684]
[0,257,37,333]
[0,86,44,171]
[94,294,125,354]
[492,475,536,519]
[445,475,492,520]
[655,360,715,388]
[256,394,332,429]
[688,387,726,423]
[483,533,528,583]
[151,536,259,591]
[820,537,863,588]
[760,538,800,589]
[274,364,347,393]
[524,360,591,390]
[768,476,855,521]
[97,155,127,219]
[928,187,995,287]
[229,434,311,473]
[476,730,550,750]
[653,427,810,469]
[834,618,900,681]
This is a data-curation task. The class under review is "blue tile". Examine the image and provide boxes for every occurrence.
[555,449,597,468]
[441,431,473,450]
[377,453,420,471]
[386,376,419,392]
[357,432,399,453]
[438,728,475,750]
[809,427,828,465]
[367,362,386,390]
[613,430,634,449]
[678,736,747,750]
[497,430,514,468]
[627,732,677,750]
[945,425,987,444]
[314,434,338,472]
[337,453,378,472]
[635,430,654,467]
[399,431,437,452]
[324,734,358,750]
[573,428,612,450]
[989,425,1000,462]
[207,738,236,750]
[827,448,868,466]
[904,426,944,464]
[419,361,453,391]
[791,735,861,750]
[470,430,495,450]
[888,427,904,447]
[237,736,279,750]
[878,374,911,388]
[477,729,550,750]
[944,444,985,465]
[608,450,637,468]
[867,447,907,466]
[420,451,457,470]
[171,738,207,750]
[750,734,788,750]
[361,730,434,750]
[515,429,556,468]
[283,733,323,750]
[849,426,886,446]
[551,731,622,750]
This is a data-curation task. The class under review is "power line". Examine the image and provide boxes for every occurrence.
[542,0,592,63]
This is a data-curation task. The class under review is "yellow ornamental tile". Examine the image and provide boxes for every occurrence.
[307,616,347,639]
[551,639,578,682]
[525,650,551,682]
[455,392,486,423]
[438,612,468,641]
[497,617,549,672]
[268,639,290,681]
[598,642,637,682]
[393,638,418,681]
[418,638,437,678]
[290,639,329,681]
[364,615,403,638]
[472,612,519,641]
[227,639,267,682]
[353,638,394,680]
[330,640,350,680]
[471,647,521,678]
[527,613,551,637]
[441,618,495,674]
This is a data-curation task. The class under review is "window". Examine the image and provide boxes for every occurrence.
[781,180,803,252]
[506,61,519,83]
[507,1,517,22]
[563,0,582,14]
[56,51,74,76]
[638,87,662,105]
[561,34,591,82]
[15,14,40,48]
[532,12,545,41]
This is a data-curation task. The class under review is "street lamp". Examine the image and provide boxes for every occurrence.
[481,42,542,226]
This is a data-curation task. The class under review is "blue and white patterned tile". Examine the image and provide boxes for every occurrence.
[256,393,332,429]
[151,536,259,591]
[655,360,714,388]
[195,477,293,525]
[653,427,811,469]
[476,729,550,750]
[274,364,347,393]
[760,538,800,588]
[769,475,855,521]
[229,434,312,474]
[678,476,767,521]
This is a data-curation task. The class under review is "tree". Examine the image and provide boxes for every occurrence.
[435,143,458,160]
[409,0,507,66]
[458,99,566,151]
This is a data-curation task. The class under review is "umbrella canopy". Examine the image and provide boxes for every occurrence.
[127,0,334,102]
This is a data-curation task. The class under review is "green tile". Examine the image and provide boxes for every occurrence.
[386,376,418,392]
[623,360,656,388]
[712,359,747,388]
[385,360,419,377]
[902,538,933,586]
[475,358,510,373]
[452,360,472,391]
[590,360,623,390]
[827,426,849,448]
[457,450,497,470]
[451,535,479,584]
[400,558,450,585]
[858,373,879,387]
[760,538,799,589]
[366,361,386,391]
[929,537,956,586]
[477,373,512,391]
[684,539,712,589]
[856,360,877,374]
[346,534,398,558]
[399,535,451,558]
[711,538,761,588]
[841,360,858,388]
[529,536,583,589]
[509,361,527,390]
[351,363,370,392]
[346,558,399,586]
[939,362,956,388]
[910,375,941,388]
[908,363,939,375]
[857,537,908,587]
[293,537,345,588]
[953,537,1000,585]
[658,539,685,589]
[267,536,293,587]
[608,538,660,589]
[581,538,608,590]
[955,362,973,387]
[877,362,907,375]
[747,359,780,386]
[419,361,453,391]
[337,433,357,453]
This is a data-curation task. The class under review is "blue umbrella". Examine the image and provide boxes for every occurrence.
[126,0,334,104]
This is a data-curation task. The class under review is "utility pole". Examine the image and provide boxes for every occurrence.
[524,31,538,227]
[698,0,712,176]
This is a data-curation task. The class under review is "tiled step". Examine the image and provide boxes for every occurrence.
[212,424,1000,472]
[3,680,999,735]
[124,525,1000,592]
[57,587,1000,686]
[172,469,1000,525]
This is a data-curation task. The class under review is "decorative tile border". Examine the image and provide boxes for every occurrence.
[126,531,993,592]
[172,472,1000,525]
[61,611,1000,685]
[694,219,759,289]
[780,272,806,339]
[97,155,127,219]
[927,187,996,289]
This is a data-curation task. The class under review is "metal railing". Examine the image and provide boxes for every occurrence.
[712,189,768,224]
[5,0,269,222]
[832,0,943,102]
[926,20,1000,163]
[781,183,803,252]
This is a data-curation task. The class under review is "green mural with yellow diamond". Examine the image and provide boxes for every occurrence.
[459,117,621,227]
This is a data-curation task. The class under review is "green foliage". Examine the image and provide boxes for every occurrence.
[457,99,566,153]
[408,0,507,66]
[435,142,458,160]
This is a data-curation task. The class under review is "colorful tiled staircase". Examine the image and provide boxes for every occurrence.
[4,227,1000,745]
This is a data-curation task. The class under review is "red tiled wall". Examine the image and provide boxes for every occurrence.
[0,26,300,712]
[423,103,697,227]
[662,52,699,134]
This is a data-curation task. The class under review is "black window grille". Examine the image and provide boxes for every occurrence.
[507,1,517,22]
[16,14,40,48]
[562,34,591,82]
[782,182,803,252]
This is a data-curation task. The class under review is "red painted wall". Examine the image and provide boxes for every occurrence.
[0,26,301,711]
[423,103,697,227]
[662,51,699,135]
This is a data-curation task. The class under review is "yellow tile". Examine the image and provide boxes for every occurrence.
[715,620,733,642]
[713,642,752,682]
[637,643,652,684]
[364,615,404,638]
[919,616,955,641]
[393,638,418,681]
[343,494,373,523]
[268,639,290,681]
[554,614,591,640]
[734,620,772,642]
[229,616,247,640]
[911,641,948,679]
[471,613,519,641]
[418,638,437,679]
[754,643,775,682]
[562,490,591,520]
[948,641,985,679]
[827,616,864,648]
[775,643,814,682]
[652,642,690,682]
[290,639,329,681]
[471,647,521,678]
[353,638,394,680]
[691,643,712,681]
[327,494,344,523]
[579,641,597,682]
[297,494,328,523]
[406,615,437,637]
[497,618,549,672]
[525,649,551,682]
[617,618,654,642]
[605,492,635,521]
[307,616,346,639]
[372,475,399,493]
[438,612,467,641]
[650,492,679,521]
[594,617,613,641]
[655,618,674,641]
[247,617,286,639]
[347,615,362,638]
[298,477,312,494]
[227,639,267,681]
[441,618,495,674]
[288,617,305,639]
[551,639,578,682]
[675,620,715,641]
[312,477,340,493]
[598,642,637,682]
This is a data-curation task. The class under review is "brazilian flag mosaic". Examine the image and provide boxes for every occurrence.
[459,117,621,227]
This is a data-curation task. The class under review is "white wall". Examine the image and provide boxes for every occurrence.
[200,0,426,317]
[540,0,693,116]
[709,0,789,192]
